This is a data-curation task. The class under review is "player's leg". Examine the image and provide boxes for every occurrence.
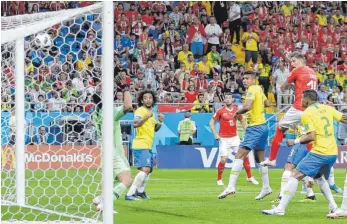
[328,167,343,193]
[262,152,324,216]
[262,107,302,166]
[217,147,250,199]
[252,124,272,200]
[125,149,151,200]
[244,155,259,185]
[271,162,295,204]
[230,136,259,185]
[263,170,305,216]
[217,138,230,185]
[136,150,154,200]
[299,176,316,203]
[327,170,347,218]
[218,124,267,199]
[254,150,272,200]
[93,155,132,211]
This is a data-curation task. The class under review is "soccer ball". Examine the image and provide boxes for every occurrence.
[34,33,52,48]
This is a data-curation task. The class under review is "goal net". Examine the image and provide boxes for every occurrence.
[1,2,114,223]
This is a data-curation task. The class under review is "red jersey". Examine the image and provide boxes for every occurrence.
[213,106,241,138]
[287,66,317,111]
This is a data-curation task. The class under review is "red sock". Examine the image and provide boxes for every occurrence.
[243,157,252,178]
[307,143,312,152]
[269,126,284,161]
[217,162,225,180]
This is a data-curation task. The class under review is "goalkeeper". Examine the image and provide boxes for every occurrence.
[92,74,133,212]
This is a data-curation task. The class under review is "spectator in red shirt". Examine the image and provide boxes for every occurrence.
[126,3,139,20]
[185,85,198,103]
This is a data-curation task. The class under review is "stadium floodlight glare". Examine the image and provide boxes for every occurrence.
[1,2,114,223]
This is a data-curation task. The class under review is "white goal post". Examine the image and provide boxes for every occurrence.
[1,2,114,223]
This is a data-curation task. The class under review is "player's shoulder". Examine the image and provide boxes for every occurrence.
[135,106,146,114]
[216,106,226,113]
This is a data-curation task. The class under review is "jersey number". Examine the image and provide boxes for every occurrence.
[321,116,332,137]
[307,80,317,90]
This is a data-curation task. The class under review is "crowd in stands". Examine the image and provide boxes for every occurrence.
[1,1,347,115]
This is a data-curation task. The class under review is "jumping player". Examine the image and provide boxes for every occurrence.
[271,124,316,204]
[125,90,165,200]
[92,76,133,212]
[209,92,259,186]
[261,52,317,167]
[262,90,347,216]
[218,71,272,200]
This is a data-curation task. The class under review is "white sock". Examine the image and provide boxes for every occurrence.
[258,164,270,189]
[328,167,335,186]
[303,177,315,197]
[277,177,298,211]
[126,171,147,196]
[138,173,151,193]
[226,159,243,189]
[316,176,337,210]
[341,172,347,210]
[113,183,128,200]
[280,170,292,197]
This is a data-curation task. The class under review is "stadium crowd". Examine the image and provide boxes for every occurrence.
[1,1,347,115]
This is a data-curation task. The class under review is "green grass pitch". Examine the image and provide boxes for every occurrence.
[1,168,346,224]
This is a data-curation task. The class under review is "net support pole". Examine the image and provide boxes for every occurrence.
[101,2,114,223]
[15,38,26,206]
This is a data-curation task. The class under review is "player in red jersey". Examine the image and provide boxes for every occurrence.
[209,93,259,186]
[261,52,317,166]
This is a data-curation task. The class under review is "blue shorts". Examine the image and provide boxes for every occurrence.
[287,144,309,166]
[133,149,153,169]
[240,124,268,150]
[296,152,337,179]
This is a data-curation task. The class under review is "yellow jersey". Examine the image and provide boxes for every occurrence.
[184,60,195,71]
[301,103,343,155]
[335,74,346,87]
[177,51,193,63]
[76,58,92,71]
[281,5,294,16]
[198,61,213,74]
[316,14,327,26]
[258,63,271,77]
[241,32,259,51]
[333,15,345,24]
[132,106,157,149]
[245,85,266,126]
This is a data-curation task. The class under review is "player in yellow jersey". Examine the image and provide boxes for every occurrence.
[263,90,347,216]
[218,71,272,200]
[125,90,164,200]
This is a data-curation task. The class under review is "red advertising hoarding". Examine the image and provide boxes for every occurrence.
[1,145,101,170]
[158,105,193,113]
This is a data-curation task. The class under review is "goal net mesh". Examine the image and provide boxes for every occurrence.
[1,3,107,223]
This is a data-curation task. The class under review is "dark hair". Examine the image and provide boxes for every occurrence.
[224,92,233,97]
[137,90,157,107]
[303,90,318,102]
[337,86,343,92]
[198,93,204,98]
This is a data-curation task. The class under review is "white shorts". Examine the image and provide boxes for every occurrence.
[219,136,241,157]
[279,106,303,129]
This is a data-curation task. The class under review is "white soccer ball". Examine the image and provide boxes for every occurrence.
[35,33,52,48]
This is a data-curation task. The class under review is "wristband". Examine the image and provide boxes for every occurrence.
[294,139,300,145]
